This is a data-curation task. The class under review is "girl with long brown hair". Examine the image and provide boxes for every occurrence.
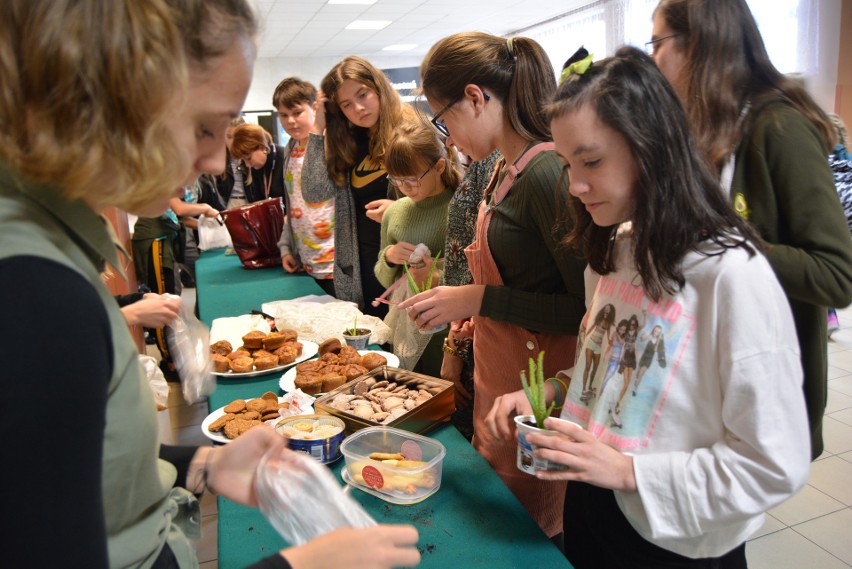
[301,56,415,318]
[651,0,852,459]
[398,32,586,542]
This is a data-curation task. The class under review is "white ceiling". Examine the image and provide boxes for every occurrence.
[250,0,592,60]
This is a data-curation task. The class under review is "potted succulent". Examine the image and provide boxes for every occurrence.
[514,351,570,474]
[342,315,371,350]
[404,252,446,334]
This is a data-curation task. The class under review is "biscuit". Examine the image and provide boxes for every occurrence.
[260,391,278,401]
[208,413,236,431]
[223,400,246,414]
[246,399,267,413]
[242,411,261,421]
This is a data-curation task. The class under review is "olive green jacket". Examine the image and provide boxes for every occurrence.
[731,97,852,458]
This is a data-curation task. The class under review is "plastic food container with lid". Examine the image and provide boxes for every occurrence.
[339,426,446,505]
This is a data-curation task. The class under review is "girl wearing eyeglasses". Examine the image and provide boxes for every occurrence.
[397,32,587,544]
[373,119,462,376]
[302,56,416,318]
[651,0,852,460]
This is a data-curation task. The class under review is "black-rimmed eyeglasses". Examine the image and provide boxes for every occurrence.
[430,91,490,137]
[430,96,462,137]
[645,33,679,55]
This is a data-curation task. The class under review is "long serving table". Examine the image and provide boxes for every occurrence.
[196,249,572,569]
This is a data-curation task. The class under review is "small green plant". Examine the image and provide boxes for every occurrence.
[404,251,442,294]
[347,316,359,336]
[520,351,554,428]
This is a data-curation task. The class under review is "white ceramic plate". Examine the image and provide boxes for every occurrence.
[278,350,399,393]
[201,397,289,444]
[212,340,319,378]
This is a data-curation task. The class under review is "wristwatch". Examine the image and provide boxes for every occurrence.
[442,337,459,356]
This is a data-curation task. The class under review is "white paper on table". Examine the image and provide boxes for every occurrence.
[209,314,270,351]
[260,299,392,345]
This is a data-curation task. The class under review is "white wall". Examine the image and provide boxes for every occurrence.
[243,55,424,112]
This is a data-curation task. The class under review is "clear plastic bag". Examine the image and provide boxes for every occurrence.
[255,447,376,546]
[138,355,170,411]
[167,300,214,404]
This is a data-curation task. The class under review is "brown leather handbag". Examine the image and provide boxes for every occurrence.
[221,197,284,269]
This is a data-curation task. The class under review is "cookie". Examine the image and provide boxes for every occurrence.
[223,400,246,414]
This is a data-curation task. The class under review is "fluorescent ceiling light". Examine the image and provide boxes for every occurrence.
[382,44,418,51]
[328,0,377,4]
[345,19,391,30]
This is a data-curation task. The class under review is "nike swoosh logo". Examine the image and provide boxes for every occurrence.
[351,167,387,188]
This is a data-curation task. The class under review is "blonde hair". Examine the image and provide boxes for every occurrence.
[0,0,256,212]
[385,119,462,191]
[231,123,273,159]
[320,56,414,188]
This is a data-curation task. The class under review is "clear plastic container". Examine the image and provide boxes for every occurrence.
[339,426,446,505]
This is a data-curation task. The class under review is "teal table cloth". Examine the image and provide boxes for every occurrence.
[195,249,572,569]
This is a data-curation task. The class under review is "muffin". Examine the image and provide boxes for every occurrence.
[294,374,323,395]
[318,338,342,355]
[262,332,287,351]
[253,355,279,371]
[241,331,266,349]
[340,363,369,382]
[210,340,233,357]
[274,344,298,365]
[212,353,231,373]
[360,352,388,371]
[229,357,254,373]
[320,373,346,393]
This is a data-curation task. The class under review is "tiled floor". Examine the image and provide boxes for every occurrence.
[159,299,852,569]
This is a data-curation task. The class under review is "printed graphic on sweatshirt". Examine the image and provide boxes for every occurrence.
[561,274,694,452]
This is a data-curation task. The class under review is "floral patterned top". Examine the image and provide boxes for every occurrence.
[286,144,335,279]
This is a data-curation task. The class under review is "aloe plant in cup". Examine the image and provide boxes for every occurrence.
[403,250,442,294]
[403,252,446,334]
[515,351,569,474]
[342,315,371,349]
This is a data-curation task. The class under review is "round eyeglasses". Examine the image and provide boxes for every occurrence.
[388,160,438,189]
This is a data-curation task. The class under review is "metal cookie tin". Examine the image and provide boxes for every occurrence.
[274,414,346,464]
[314,367,453,435]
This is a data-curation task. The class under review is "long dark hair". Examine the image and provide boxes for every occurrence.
[546,46,761,301]
[656,0,835,173]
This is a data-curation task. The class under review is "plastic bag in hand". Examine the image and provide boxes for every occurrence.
[167,299,214,404]
[255,447,375,546]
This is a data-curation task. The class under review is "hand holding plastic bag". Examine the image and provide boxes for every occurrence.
[255,446,375,545]
[167,300,214,404]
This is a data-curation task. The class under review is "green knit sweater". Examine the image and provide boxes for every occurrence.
[375,190,452,288]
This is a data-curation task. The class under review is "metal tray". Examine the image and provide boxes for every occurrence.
[314,367,454,435]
